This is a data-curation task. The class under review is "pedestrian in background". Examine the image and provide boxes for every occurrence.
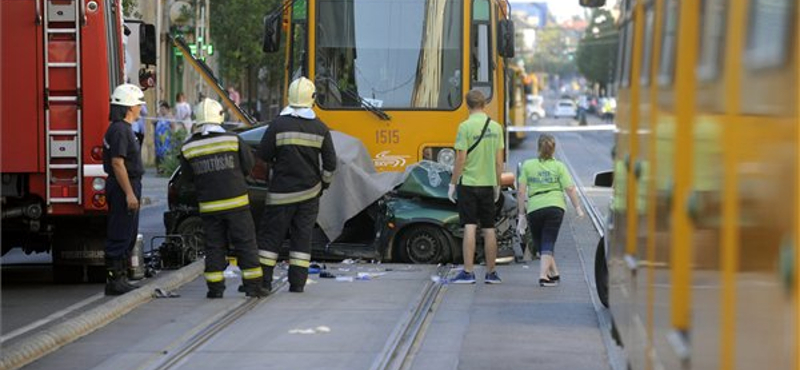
[102,84,146,296]
[153,101,173,174]
[179,98,268,299]
[448,89,505,285]
[257,77,337,293]
[516,134,584,287]
[131,103,147,146]
[174,92,192,133]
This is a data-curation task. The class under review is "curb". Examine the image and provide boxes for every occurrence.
[0,261,204,370]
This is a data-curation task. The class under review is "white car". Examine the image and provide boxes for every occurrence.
[526,95,546,120]
[553,100,578,119]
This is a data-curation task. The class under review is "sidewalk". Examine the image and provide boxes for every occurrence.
[140,167,169,209]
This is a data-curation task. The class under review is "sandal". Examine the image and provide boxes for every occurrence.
[539,278,557,287]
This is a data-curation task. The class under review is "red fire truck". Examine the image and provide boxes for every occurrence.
[1,0,154,281]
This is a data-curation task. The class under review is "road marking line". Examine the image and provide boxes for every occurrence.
[0,292,105,343]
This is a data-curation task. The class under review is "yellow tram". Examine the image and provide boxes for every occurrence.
[582,0,799,368]
[269,0,516,171]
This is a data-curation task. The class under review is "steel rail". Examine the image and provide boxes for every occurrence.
[139,279,288,370]
[369,265,450,370]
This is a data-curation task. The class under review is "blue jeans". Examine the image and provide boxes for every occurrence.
[527,207,564,256]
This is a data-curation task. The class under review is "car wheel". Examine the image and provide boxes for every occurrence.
[397,225,453,264]
[594,238,609,308]
[175,216,204,263]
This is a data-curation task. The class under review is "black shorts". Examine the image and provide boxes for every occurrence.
[457,185,495,227]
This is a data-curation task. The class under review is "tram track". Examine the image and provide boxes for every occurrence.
[369,265,450,370]
[137,278,289,370]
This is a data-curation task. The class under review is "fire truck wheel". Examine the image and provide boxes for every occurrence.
[87,266,107,283]
[53,264,84,284]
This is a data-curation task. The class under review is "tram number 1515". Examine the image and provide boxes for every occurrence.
[376,129,400,144]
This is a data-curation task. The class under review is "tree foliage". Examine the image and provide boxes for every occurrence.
[526,26,578,78]
[576,9,618,90]
[209,0,283,87]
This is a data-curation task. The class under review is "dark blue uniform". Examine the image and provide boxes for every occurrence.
[102,120,144,259]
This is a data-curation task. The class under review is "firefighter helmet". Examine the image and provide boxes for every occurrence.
[110,84,145,107]
[288,77,316,108]
[194,98,225,125]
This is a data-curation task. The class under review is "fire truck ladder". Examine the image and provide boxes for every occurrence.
[44,0,83,205]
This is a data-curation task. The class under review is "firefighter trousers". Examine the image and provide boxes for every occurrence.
[202,209,263,293]
[257,198,319,289]
[105,177,141,259]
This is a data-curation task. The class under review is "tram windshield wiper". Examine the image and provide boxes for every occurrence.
[317,77,391,121]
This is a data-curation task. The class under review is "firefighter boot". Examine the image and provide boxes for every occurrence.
[206,281,225,299]
[242,278,269,298]
[262,264,274,292]
[119,256,139,290]
[288,265,308,293]
[105,258,137,296]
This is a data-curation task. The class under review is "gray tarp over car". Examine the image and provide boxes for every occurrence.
[317,132,406,240]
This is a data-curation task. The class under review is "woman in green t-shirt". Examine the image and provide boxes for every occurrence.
[516,134,585,287]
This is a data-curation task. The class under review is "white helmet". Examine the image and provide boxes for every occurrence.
[110,83,145,107]
[288,77,316,108]
[194,98,224,125]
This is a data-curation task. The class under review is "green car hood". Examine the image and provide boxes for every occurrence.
[396,161,453,200]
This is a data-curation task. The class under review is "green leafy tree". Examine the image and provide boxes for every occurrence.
[122,0,142,19]
[527,26,578,79]
[209,0,284,100]
[576,9,618,92]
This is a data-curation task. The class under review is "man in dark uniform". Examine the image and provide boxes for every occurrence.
[180,98,268,298]
[258,77,337,293]
[103,84,146,295]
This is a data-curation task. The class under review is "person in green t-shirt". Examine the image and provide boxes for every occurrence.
[516,134,584,287]
[447,90,505,284]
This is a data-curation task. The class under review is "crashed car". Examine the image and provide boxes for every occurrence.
[163,126,517,264]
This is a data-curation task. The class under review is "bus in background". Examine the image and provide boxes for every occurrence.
[582,0,798,369]
[507,63,528,148]
[265,0,515,172]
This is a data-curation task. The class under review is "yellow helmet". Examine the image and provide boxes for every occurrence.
[194,98,224,125]
[288,77,316,108]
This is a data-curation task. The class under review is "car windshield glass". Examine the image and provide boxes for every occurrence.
[315,0,463,110]
[238,126,267,146]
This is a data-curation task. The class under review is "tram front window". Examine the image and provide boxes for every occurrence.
[315,0,463,110]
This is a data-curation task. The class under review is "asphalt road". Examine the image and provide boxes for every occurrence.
[0,173,170,342]
[1,123,615,352]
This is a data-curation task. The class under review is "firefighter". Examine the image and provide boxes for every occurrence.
[258,77,337,293]
[103,84,146,296]
[179,98,268,298]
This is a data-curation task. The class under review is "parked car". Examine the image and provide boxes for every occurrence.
[163,127,517,265]
[592,170,614,308]
[554,99,578,119]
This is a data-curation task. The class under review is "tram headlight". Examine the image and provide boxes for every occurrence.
[437,148,456,167]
